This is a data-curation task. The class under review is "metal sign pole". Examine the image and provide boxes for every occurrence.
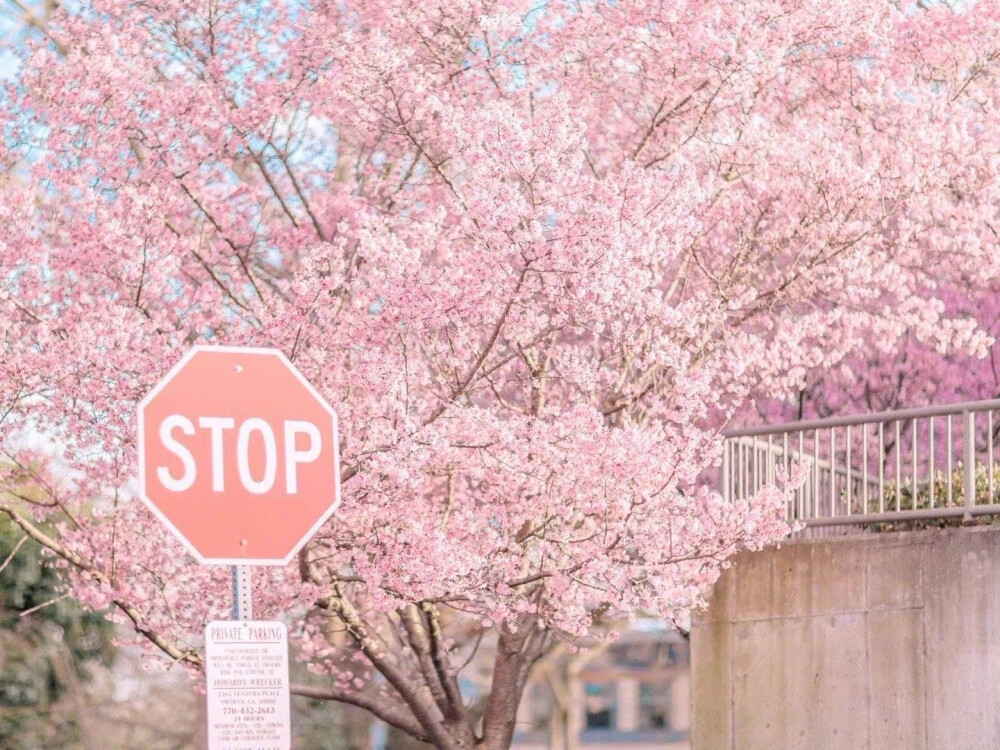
[232,565,253,621]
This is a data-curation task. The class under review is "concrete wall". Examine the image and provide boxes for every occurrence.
[691,526,1000,750]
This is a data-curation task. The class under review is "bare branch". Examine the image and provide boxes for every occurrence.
[290,683,426,739]
[0,503,202,668]
[0,533,29,575]
[19,592,69,617]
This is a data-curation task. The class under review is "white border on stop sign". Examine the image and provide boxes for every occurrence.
[136,345,341,566]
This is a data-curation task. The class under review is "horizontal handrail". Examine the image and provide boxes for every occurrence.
[725,398,1000,438]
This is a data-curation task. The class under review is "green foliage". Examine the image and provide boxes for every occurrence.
[0,517,114,749]
[856,464,1000,532]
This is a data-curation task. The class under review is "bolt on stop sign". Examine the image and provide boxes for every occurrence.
[137,346,340,565]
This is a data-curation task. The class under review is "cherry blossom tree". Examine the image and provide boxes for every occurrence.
[2,1,1000,746]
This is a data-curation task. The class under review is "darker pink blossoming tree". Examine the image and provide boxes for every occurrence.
[1,1,999,746]
[748,280,1000,423]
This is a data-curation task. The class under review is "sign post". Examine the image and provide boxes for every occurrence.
[137,346,341,748]
[232,566,253,621]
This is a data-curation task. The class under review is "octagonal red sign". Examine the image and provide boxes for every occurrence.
[137,346,340,565]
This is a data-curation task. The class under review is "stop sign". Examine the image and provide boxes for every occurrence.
[137,346,340,565]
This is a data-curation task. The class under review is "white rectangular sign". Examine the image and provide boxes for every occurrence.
[205,620,291,750]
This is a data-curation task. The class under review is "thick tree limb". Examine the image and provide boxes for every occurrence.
[399,603,453,714]
[479,619,551,750]
[423,602,469,723]
[319,585,456,748]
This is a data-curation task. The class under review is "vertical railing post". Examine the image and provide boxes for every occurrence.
[721,439,731,502]
[964,410,976,522]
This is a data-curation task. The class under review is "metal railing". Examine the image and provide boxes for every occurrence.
[722,399,1000,528]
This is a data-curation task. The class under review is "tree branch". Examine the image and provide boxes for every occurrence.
[290,683,426,739]
[425,263,530,425]
[423,602,469,723]
[399,603,453,714]
[0,503,202,667]
[318,585,454,748]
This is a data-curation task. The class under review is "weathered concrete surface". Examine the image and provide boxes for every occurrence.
[691,526,1000,750]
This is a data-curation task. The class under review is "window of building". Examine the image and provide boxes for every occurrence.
[638,682,671,730]
[661,642,687,665]
[584,682,617,730]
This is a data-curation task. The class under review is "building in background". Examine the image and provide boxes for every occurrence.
[513,624,690,750]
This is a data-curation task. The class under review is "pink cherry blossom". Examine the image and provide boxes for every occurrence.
[2,1,999,746]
